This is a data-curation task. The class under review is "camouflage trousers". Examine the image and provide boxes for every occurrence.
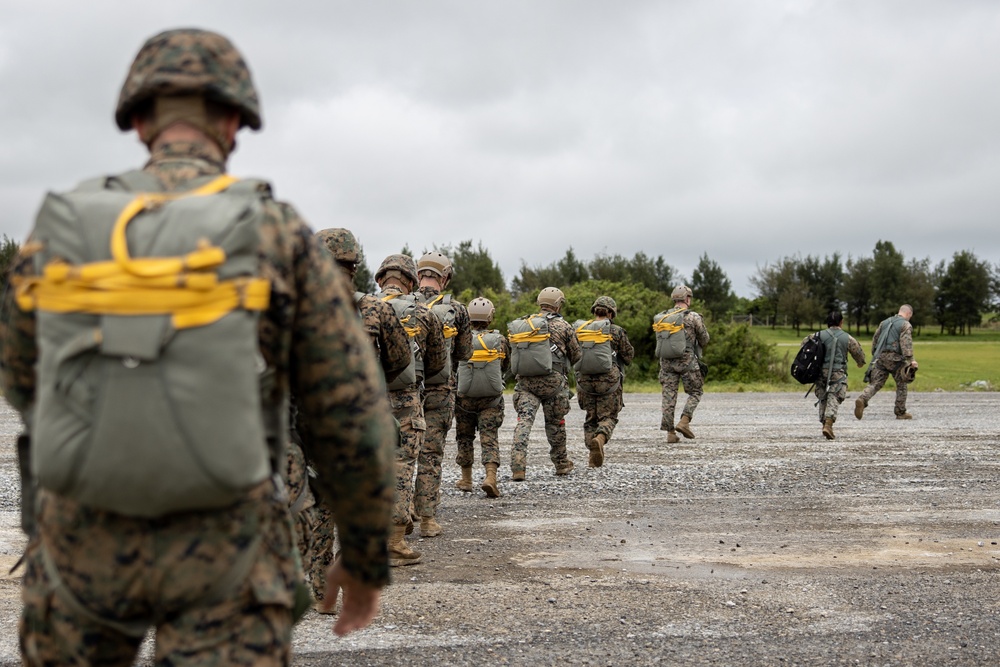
[511,386,571,474]
[21,481,296,667]
[859,360,910,416]
[577,379,623,445]
[414,387,454,519]
[303,503,337,601]
[390,388,425,527]
[454,395,505,468]
[659,366,704,431]
[814,373,849,422]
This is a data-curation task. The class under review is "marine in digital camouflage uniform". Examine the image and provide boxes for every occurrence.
[0,29,395,665]
[510,287,583,479]
[412,252,472,537]
[805,311,866,440]
[304,228,410,602]
[454,297,511,498]
[374,254,446,566]
[575,296,635,467]
[856,304,920,420]
[659,285,711,443]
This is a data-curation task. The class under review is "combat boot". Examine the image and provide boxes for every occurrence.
[420,516,443,537]
[481,463,501,498]
[455,466,473,492]
[822,418,835,440]
[676,414,695,439]
[896,413,913,420]
[555,460,574,476]
[589,433,606,468]
[388,525,421,567]
[666,431,680,444]
[511,468,526,482]
[854,398,865,420]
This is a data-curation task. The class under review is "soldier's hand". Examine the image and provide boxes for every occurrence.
[911,361,919,369]
[322,559,382,636]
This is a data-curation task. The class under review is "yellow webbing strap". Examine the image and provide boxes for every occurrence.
[576,319,613,343]
[652,307,685,334]
[470,334,505,363]
[15,175,271,329]
[426,294,457,338]
[508,314,549,344]
[382,293,421,338]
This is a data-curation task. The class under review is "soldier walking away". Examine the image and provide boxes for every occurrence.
[301,229,410,608]
[454,297,511,498]
[412,252,472,537]
[0,28,396,664]
[655,285,710,443]
[806,311,866,440]
[508,287,582,480]
[856,304,920,420]
[574,296,634,467]
[374,254,446,565]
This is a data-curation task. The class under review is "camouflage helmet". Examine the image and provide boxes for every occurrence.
[417,251,454,286]
[375,254,418,287]
[671,284,693,301]
[591,296,618,318]
[115,29,262,132]
[537,286,566,310]
[468,297,496,324]
[900,364,918,383]
[315,228,360,264]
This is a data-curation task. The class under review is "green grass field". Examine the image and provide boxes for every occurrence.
[623,325,999,393]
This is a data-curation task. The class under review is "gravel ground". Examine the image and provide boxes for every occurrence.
[1,391,998,666]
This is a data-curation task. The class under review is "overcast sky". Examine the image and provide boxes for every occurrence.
[2,0,997,296]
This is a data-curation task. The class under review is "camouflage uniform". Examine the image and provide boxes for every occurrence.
[577,323,635,447]
[510,312,583,476]
[413,286,472,523]
[0,29,394,666]
[858,315,917,417]
[455,328,511,469]
[659,308,710,432]
[379,285,447,528]
[805,328,866,424]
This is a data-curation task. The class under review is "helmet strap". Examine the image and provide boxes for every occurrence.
[140,96,235,156]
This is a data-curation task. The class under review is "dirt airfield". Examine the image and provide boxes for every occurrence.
[1,391,998,666]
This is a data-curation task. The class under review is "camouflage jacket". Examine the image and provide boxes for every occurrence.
[658,307,710,373]
[802,327,866,381]
[514,311,582,397]
[871,316,915,367]
[357,292,411,385]
[577,322,635,391]
[415,285,473,383]
[379,285,447,384]
[0,140,396,587]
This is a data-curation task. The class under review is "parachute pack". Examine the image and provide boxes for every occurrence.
[417,293,458,385]
[457,331,506,398]
[652,307,687,359]
[381,293,421,390]
[508,313,553,376]
[15,172,280,518]
[790,332,826,385]
[574,319,614,375]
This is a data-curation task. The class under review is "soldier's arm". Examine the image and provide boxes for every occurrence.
[561,320,583,366]
[848,335,867,368]
[695,314,710,348]
[419,307,447,379]
[900,322,915,362]
[500,336,512,376]
[616,326,635,366]
[0,249,40,414]
[281,208,394,588]
[375,299,411,384]
[453,304,473,362]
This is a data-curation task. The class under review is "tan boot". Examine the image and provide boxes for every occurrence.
[481,463,501,498]
[555,460,574,476]
[854,398,865,420]
[666,431,680,444]
[511,468,526,482]
[822,418,835,440]
[420,516,442,537]
[388,525,421,567]
[676,414,695,439]
[896,413,913,420]
[589,433,606,468]
[455,466,473,492]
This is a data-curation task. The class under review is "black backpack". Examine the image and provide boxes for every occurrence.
[790,332,826,385]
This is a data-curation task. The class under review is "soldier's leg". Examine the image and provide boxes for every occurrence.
[511,389,541,477]
[542,389,572,471]
[680,367,705,420]
[827,380,847,422]
[815,384,829,423]
[479,399,504,468]
[415,388,455,520]
[595,389,621,443]
[579,388,598,445]
[390,391,423,529]
[659,370,680,431]
[306,503,336,602]
[859,362,890,406]
[454,400,478,470]
[892,366,910,416]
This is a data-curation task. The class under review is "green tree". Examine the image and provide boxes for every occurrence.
[0,235,19,292]
[750,257,799,328]
[841,256,874,335]
[512,248,589,296]
[869,240,908,322]
[690,253,735,320]
[935,250,992,334]
[903,257,936,334]
[434,240,505,295]
[353,243,377,294]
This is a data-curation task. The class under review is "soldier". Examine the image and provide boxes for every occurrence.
[856,304,920,420]
[807,310,866,439]
[574,296,635,467]
[509,287,582,479]
[454,297,511,497]
[375,254,446,565]
[412,252,472,537]
[656,285,710,443]
[0,28,396,665]
[301,228,411,607]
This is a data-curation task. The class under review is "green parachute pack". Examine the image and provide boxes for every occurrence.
[507,313,554,376]
[574,319,614,375]
[653,307,688,359]
[416,292,458,385]
[381,293,422,390]
[457,330,506,398]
